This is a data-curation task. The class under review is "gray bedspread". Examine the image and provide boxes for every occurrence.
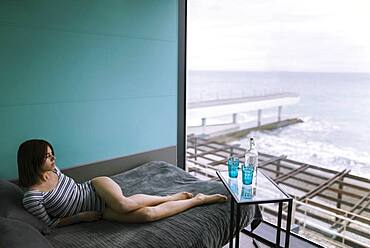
[46,161,262,248]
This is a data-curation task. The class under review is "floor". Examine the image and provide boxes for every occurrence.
[223,221,324,248]
[223,233,269,248]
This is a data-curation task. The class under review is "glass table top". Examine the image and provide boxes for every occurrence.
[217,169,290,204]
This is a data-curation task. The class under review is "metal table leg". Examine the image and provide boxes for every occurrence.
[285,199,293,248]
[230,199,234,248]
[236,204,241,248]
[276,202,283,247]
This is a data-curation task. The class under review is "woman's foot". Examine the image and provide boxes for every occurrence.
[167,192,194,201]
[194,193,228,205]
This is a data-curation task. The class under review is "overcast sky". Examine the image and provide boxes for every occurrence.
[187,0,370,73]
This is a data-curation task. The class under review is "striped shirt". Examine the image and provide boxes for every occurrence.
[23,167,105,228]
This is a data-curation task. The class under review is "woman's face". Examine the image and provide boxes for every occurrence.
[42,146,56,171]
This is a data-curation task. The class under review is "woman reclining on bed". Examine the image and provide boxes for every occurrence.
[17,139,227,228]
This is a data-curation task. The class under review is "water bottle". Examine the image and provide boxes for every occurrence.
[242,138,258,186]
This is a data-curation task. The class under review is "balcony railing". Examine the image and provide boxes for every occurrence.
[186,135,370,248]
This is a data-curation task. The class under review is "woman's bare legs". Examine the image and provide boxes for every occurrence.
[91,176,193,213]
[103,193,228,223]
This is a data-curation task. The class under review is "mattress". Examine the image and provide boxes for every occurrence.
[46,161,262,248]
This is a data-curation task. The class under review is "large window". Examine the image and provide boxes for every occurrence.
[186,1,370,247]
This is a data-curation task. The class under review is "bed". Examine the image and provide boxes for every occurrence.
[1,161,262,248]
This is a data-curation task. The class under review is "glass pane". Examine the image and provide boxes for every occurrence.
[186,1,370,247]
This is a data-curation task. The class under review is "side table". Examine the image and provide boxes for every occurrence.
[217,169,293,248]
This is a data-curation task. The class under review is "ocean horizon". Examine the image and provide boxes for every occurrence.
[187,70,370,178]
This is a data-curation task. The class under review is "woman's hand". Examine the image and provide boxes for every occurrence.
[78,211,102,222]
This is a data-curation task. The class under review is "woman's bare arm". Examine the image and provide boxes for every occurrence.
[57,211,102,227]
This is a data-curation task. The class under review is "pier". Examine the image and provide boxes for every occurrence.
[187,92,300,137]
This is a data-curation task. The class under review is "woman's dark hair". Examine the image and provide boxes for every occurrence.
[17,139,54,188]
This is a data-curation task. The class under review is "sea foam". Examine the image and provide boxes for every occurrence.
[237,117,370,179]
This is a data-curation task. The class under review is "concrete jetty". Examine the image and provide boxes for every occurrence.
[187,92,301,137]
[188,92,299,120]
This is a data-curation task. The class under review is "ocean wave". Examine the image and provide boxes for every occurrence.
[237,118,370,178]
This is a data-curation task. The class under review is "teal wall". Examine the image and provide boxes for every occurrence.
[0,1,178,180]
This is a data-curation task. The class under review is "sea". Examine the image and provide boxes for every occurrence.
[187,70,370,178]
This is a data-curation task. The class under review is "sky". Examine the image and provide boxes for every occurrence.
[187,0,370,73]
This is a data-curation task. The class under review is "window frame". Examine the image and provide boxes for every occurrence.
[177,0,187,169]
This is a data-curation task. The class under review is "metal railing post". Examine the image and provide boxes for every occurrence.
[278,106,282,121]
[201,118,206,127]
[257,109,262,127]
[336,180,343,221]
[232,113,237,124]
